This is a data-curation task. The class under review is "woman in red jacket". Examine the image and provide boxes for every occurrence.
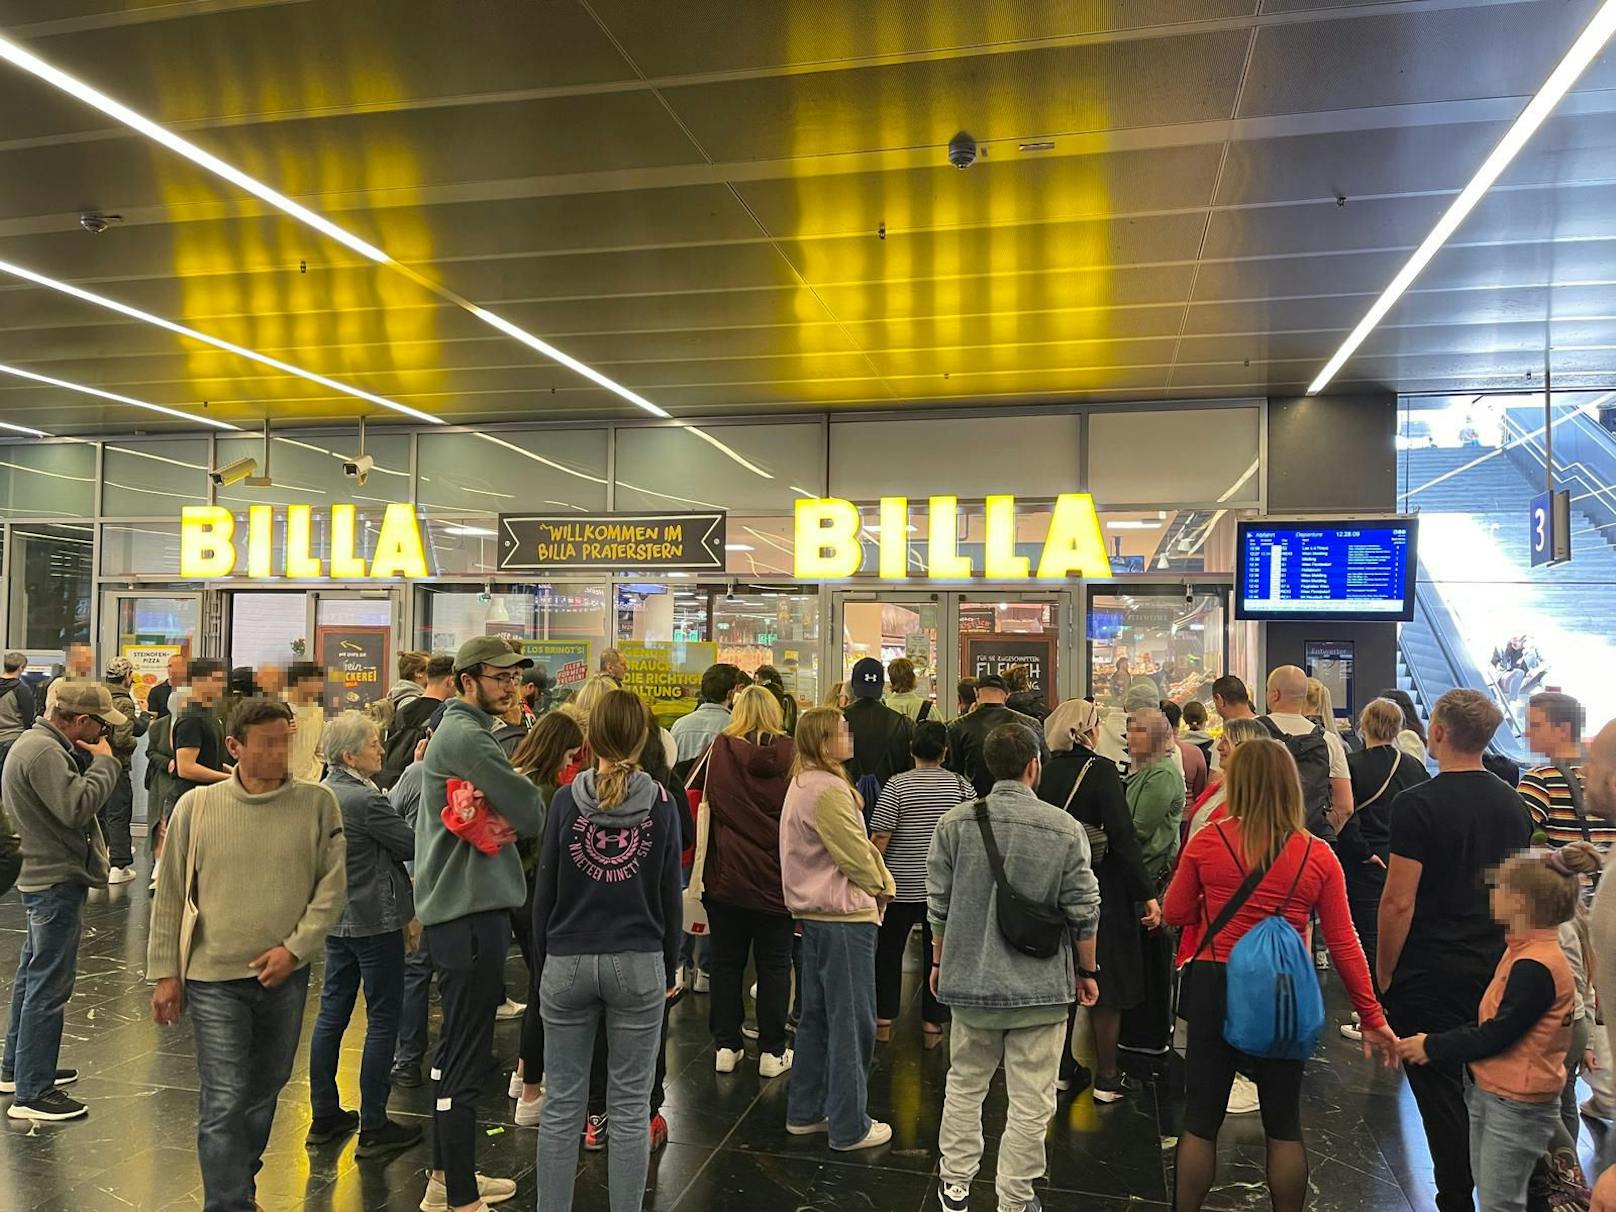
[695,685,796,1079]
[1165,738,1400,1212]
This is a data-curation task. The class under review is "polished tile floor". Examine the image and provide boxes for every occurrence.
[0,865,1600,1211]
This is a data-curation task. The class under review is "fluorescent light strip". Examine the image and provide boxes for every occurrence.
[678,423,774,478]
[0,34,688,428]
[0,360,238,430]
[0,419,48,437]
[0,258,442,425]
[1307,0,1616,395]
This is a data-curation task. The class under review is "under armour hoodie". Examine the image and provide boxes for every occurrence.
[532,766,683,986]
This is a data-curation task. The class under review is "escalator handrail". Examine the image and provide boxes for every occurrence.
[1410,576,1526,746]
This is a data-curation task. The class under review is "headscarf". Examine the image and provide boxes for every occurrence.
[1045,698,1103,753]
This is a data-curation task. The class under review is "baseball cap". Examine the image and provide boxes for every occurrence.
[105,657,133,681]
[54,680,128,726]
[975,673,1009,693]
[850,657,884,698]
[452,637,534,675]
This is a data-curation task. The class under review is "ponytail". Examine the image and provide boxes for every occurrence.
[587,690,649,809]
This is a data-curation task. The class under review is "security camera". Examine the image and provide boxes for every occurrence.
[209,456,258,487]
[947,131,977,169]
[79,212,121,234]
[343,453,374,486]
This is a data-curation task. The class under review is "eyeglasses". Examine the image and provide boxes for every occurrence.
[474,670,520,687]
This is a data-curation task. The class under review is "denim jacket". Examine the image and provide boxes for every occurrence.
[927,779,1100,1010]
[324,766,415,938]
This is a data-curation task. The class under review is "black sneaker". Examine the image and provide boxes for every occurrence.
[1093,1072,1132,1104]
[355,1118,424,1158]
[390,1064,422,1088]
[1056,1062,1092,1095]
[0,1068,79,1095]
[7,1089,87,1121]
[306,1109,360,1144]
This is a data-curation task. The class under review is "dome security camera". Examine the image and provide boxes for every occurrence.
[947,131,978,169]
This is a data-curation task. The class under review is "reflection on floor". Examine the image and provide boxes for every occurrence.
[0,866,1603,1210]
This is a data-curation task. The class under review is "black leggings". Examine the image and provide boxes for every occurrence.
[1181,1021,1304,1141]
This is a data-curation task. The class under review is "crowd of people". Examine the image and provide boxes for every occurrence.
[2,640,1616,1212]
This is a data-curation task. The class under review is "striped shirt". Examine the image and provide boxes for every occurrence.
[869,766,976,902]
[1520,763,1614,850]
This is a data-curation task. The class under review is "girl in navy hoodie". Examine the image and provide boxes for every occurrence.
[533,690,683,1212]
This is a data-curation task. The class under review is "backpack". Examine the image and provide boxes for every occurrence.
[1259,717,1335,841]
[378,700,435,791]
[1203,828,1325,1060]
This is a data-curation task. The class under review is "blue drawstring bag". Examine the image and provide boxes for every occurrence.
[1222,837,1324,1060]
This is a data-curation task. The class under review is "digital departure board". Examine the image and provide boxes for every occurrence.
[1235,520,1418,622]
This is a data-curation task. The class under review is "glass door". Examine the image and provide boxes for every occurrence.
[955,591,1072,717]
[1085,584,1230,712]
[832,592,948,715]
[311,591,399,713]
[99,590,203,831]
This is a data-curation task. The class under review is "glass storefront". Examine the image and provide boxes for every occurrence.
[1086,587,1229,712]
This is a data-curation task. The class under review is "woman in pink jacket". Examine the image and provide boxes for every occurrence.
[779,707,896,1153]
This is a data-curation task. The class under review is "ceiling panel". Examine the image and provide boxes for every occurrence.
[0,1,635,142]
[588,0,1258,77]
[736,143,1226,239]
[661,29,1253,161]
[1240,0,1616,116]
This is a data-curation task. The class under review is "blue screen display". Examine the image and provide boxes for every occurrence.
[1236,520,1417,621]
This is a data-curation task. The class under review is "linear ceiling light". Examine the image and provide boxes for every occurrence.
[0,258,442,425]
[1306,0,1616,396]
[0,360,239,430]
[0,33,678,427]
[0,419,48,437]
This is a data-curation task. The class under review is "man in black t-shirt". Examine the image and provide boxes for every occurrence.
[167,659,230,823]
[1377,689,1532,1212]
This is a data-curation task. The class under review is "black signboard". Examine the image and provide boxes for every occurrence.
[497,512,726,572]
[966,636,1054,691]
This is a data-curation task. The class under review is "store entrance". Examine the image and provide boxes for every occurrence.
[226,589,400,711]
[832,591,1074,722]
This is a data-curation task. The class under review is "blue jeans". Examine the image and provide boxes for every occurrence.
[787,919,877,1148]
[538,952,666,1212]
[309,931,405,1129]
[1467,1082,1560,1212]
[189,969,310,1212]
[3,882,87,1101]
[394,943,434,1070]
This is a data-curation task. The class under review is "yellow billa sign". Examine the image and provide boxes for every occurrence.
[794,494,1113,581]
[180,503,429,580]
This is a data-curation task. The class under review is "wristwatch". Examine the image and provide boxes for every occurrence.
[1077,965,1101,980]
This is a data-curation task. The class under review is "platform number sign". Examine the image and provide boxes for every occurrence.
[1529,490,1572,567]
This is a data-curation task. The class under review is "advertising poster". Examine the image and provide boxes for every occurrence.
[123,644,182,710]
[316,626,390,712]
[516,639,593,690]
[619,639,717,730]
[965,636,1055,691]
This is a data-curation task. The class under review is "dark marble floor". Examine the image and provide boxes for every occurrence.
[0,865,1599,1211]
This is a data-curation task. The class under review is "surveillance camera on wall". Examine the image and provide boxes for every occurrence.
[343,453,374,486]
[209,456,258,487]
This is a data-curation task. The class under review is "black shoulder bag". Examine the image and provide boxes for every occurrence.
[973,799,1068,958]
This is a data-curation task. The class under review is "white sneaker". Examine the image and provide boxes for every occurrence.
[749,982,758,1001]
[420,1173,518,1210]
[759,1050,793,1079]
[692,969,710,994]
[1227,1073,1260,1115]
[507,1070,523,1100]
[715,1047,743,1074]
[107,865,137,886]
[514,1090,544,1127]
[742,1024,759,1040]
[147,873,158,891]
[1338,1021,1363,1043]
[494,998,526,1021]
[830,1119,892,1151]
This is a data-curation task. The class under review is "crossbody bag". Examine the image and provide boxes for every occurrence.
[973,799,1068,959]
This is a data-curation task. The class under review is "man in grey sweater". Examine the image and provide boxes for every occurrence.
[928,722,1101,1212]
[1,681,122,1122]
[148,697,346,1212]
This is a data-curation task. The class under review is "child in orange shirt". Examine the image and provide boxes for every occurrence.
[1397,847,1585,1212]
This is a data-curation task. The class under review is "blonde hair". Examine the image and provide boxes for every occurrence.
[822,681,848,708]
[1495,846,1588,930]
[589,689,649,809]
[791,706,853,788]
[570,675,617,736]
[1224,738,1305,867]
[1358,698,1406,746]
[724,684,784,740]
[1306,677,1342,735]
[1222,717,1271,749]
